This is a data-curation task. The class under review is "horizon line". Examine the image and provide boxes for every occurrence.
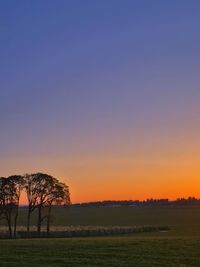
[19,196,200,206]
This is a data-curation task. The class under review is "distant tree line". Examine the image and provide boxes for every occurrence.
[0,173,70,238]
[73,197,200,207]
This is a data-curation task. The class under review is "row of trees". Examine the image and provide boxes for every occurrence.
[74,197,200,207]
[0,173,70,238]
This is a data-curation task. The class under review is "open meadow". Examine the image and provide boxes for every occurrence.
[6,205,200,237]
[1,206,200,266]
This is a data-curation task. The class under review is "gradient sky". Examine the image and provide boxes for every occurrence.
[1,1,200,203]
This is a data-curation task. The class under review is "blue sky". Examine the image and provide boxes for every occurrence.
[1,1,200,201]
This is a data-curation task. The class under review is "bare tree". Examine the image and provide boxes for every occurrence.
[24,174,34,234]
[8,175,24,238]
[25,173,46,233]
[1,172,70,238]
[0,176,23,238]
[24,173,70,236]
[0,177,6,222]
[45,181,71,234]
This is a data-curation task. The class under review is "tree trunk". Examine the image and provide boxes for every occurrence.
[37,206,42,236]
[27,210,31,235]
[7,215,12,239]
[46,205,52,234]
[13,209,18,238]
[8,223,12,238]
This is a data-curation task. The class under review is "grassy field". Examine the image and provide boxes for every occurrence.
[1,206,200,266]
[1,236,200,266]
[14,205,200,236]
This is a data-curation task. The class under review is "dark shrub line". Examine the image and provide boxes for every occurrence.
[0,226,170,239]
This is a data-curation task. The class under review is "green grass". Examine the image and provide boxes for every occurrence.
[1,236,200,267]
[1,206,200,266]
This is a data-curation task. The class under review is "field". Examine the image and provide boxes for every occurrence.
[1,206,200,266]
[1,237,200,267]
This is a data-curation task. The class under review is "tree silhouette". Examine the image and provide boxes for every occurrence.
[0,175,23,238]
[24,173,70,235]
[24,173,40,234]
[0,177,6,222]
[45,181,71,233]
[1,172,70,238]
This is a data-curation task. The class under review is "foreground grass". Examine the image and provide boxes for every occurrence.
[1,236,200,267]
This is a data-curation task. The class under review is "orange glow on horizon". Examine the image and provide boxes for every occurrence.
[4,117,200,205]
[18,156,200,204]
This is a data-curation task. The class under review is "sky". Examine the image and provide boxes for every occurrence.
[0,0,200,203]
